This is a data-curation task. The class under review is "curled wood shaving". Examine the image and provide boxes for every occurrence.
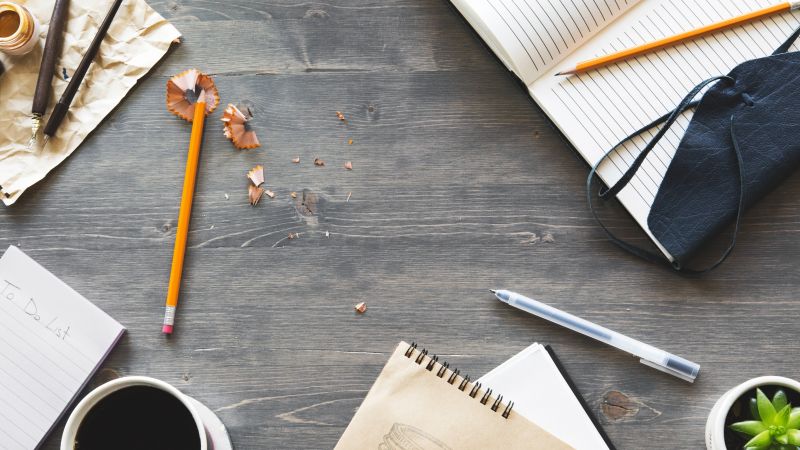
[336,111,346,121]
[354,302,367,314]
[221,104,260,150]
[288,232,299,240]
[265,189,276,199]
[291,156,300,164]
[290,192,297,199]
[166,69,220,121]
[344,161,353,170]
[346,192,352,202]
[314,157,325,167]
[249,185,264,206]
[348,139,353,145]
[247,165,264,187]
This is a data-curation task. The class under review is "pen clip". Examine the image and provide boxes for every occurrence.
[639,358,697,383]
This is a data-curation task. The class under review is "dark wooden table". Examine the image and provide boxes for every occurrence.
[2,1,798,448]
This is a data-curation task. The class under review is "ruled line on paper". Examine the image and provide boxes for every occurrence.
[0,337,77,401]
[0,297,88,379]
[452,0,640,84]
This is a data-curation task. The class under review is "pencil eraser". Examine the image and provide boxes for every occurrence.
[162,325,173,334]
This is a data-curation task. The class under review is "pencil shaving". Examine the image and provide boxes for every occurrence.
[249,185,264,206]
[292,156,300,163]
[354,302,367,313]
[344,161,353,170]
[247,165,264,187]
[336,111,346,121]
[290,191,297,198]
[222,104,260,149]
[314,157,325,166]
[265,189,276,199]
[166,69,220,122]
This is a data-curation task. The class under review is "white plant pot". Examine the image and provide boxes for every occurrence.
[706,376,800,450]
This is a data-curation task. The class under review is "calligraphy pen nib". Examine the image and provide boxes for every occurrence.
[27,115,42,150]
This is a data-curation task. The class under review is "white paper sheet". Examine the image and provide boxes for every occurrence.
[478,343,608,450]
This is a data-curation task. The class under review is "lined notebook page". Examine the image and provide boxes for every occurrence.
[0,246,124,449]
[451,0,641,84]
[531,0,800,256]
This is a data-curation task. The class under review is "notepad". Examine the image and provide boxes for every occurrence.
[450,0,800,259]
[0,246,125,449]
[335,342,570,449]
[478,343,611,450]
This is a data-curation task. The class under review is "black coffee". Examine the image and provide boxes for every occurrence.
[74,385,201,450]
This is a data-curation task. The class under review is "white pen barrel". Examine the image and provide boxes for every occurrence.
[506,292,616,343]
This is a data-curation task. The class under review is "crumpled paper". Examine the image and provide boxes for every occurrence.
[0,0,181,206]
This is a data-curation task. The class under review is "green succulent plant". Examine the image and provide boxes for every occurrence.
[730,388,800,450]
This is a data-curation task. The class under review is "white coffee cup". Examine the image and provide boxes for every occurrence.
[61,376,208,450]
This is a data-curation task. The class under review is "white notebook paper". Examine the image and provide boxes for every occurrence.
[0,246,125,449]
[478,343,609,450]
[451,0,800,259]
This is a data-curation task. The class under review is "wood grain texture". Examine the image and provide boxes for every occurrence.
[1,0,799,448]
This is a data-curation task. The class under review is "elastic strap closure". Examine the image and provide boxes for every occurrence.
[598,76,733,200]
[587,76,739,272]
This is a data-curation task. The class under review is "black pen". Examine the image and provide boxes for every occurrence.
[43,0,123,145]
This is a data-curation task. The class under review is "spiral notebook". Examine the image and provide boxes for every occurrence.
[450,0,800,259]
[335,342,571,449]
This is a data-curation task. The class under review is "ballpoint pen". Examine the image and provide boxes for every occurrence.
[491,289,700,383]
[42,0,123,146]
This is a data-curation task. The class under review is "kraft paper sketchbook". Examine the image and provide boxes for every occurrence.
[450,0,800,260]
[335,342,571,450]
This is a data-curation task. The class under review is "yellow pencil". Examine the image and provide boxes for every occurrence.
[163,95,207,335]
[557,1,800,76]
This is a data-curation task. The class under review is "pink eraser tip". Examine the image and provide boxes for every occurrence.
[162,325,173,334]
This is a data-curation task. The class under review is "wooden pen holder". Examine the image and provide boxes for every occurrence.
[0,2,40,56]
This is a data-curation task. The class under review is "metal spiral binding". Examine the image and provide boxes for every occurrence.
[404,342,514,419]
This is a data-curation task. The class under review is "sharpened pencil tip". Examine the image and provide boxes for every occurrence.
[489,289,497,294]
